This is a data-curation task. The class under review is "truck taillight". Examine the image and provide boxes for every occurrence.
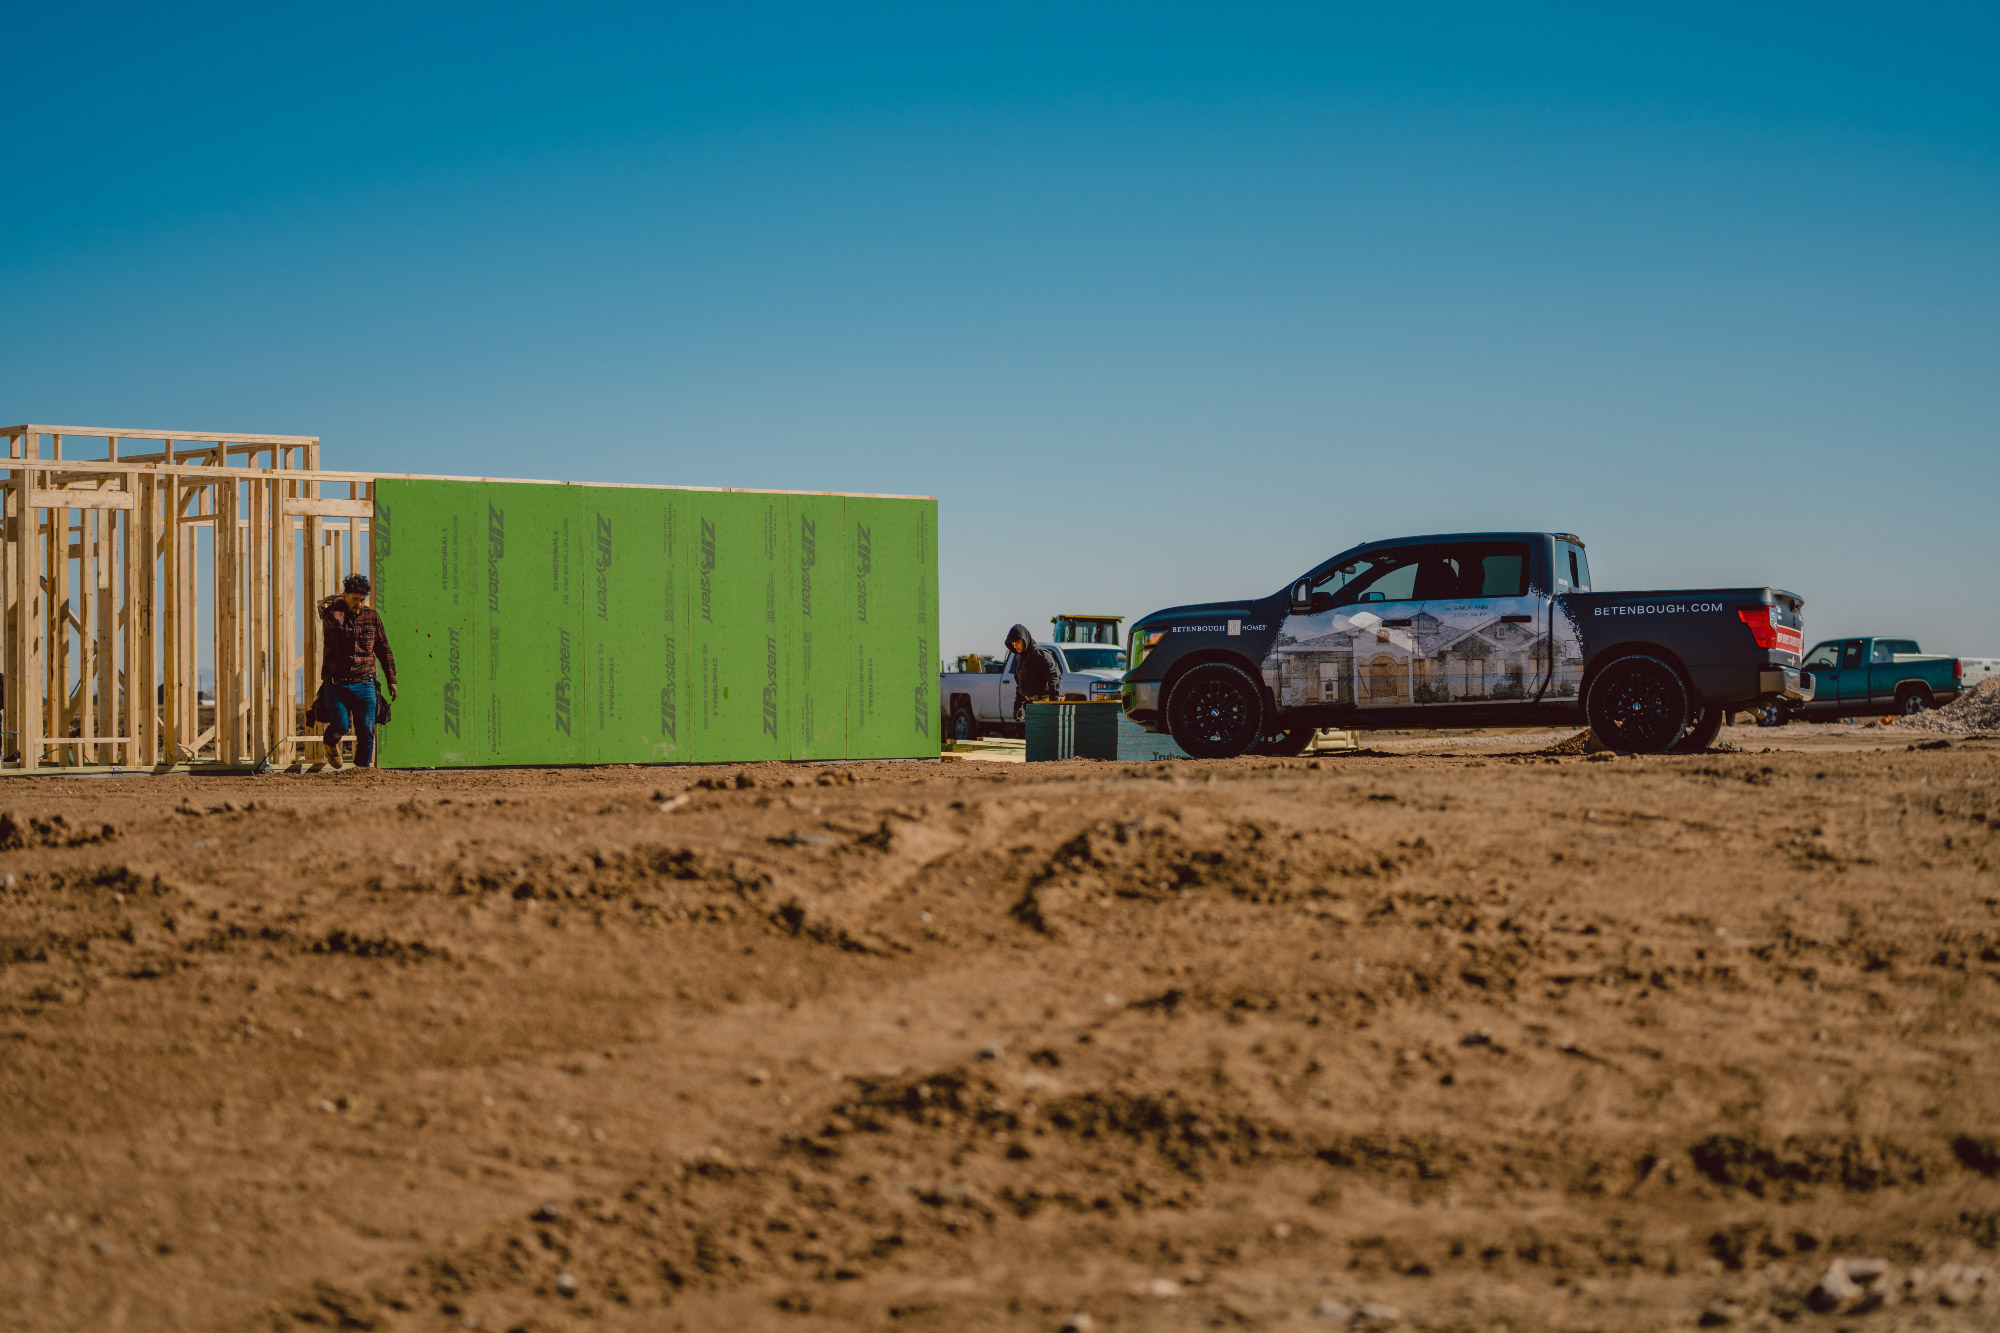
[1737,607,1778,649]
[1954,659,1963,681]
[1738,605,1802,655]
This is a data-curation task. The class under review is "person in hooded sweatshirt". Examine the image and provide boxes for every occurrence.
[1005,622,1065,722]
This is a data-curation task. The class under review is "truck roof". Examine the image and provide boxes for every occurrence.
[1338,531,1581,556]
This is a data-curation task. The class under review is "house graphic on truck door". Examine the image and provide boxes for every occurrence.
[1268,607,1555,708]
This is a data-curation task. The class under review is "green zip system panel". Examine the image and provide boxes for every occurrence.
[372,479,936,768]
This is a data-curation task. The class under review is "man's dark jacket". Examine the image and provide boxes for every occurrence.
[1007,623,1064,701]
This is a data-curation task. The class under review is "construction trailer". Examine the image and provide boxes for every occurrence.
[1,425,937,773]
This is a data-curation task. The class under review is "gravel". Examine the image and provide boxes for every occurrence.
[1893,677,2000,734]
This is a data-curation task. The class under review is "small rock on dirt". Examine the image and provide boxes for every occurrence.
[1058,1315,1094,1333]
[1314,1297,1355,1321]
[1808,1257,1888,1313]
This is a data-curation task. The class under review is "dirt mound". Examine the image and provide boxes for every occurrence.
[2,743,1997,1330]
[1894,676,2000,735]
[1537,728,1607,755]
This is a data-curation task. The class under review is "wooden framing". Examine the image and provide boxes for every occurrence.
[3,425,348,771]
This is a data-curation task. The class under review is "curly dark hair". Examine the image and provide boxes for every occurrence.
[343,573,372,596]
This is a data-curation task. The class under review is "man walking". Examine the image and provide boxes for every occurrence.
[318,573,397,770]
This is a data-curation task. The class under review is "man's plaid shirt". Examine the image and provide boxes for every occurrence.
[319,601,397,687]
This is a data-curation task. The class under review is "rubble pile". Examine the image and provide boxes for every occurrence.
[1893,677,2000,735]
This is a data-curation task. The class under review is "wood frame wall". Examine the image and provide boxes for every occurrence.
[3,425,372,772]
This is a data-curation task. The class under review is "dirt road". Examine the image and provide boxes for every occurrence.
[3,729,1996,1331]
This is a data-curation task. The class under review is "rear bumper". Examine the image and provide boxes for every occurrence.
[1759,667,1814,703]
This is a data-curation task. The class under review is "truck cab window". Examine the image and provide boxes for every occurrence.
[1874,639,1918,661]
[1483,553,1525,595]
[1841,641,1867,669]
[1307,549,1424,611]
[1566,543,1591,592]
[1802,642,1840,669]
[1413,543,1530,599]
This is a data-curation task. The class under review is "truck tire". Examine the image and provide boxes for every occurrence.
[1897,686,1933,716]
[1754,703,1787,727]
[1252,727,1317,757]
[949,703,979,741]
[1166,662,1266,759]
[1584,653,1690,755]
[1667,706,1725,754]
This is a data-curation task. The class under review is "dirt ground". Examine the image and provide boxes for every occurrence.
[3,725,1997,1332]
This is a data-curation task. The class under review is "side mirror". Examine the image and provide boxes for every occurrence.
[1290,579,1312,614]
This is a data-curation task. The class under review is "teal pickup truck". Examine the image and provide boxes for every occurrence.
[1767,637,1963,723]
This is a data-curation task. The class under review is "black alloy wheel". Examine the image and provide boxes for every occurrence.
[1166,662,1267,759]
[1754,703,1787,727]
[1252,727,1317,757]
[1666,706,1725,754]
[1584,654,1691,755]
[1899,688,1932,716]
[949,704,979,741]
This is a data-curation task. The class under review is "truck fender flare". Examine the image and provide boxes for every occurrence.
[1160,648,1276,727]
[1579,641,1695,704]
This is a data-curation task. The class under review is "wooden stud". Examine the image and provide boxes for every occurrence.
[136,472,158,766]
[215,474,238,763]
[14,445,45,769]
[95,506,117,765]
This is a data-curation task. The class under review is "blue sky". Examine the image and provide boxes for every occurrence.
[5,4,1996,658]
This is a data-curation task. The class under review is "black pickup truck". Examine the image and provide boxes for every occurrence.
[1122,531,1812,757]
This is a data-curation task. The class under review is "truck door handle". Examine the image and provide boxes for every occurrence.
[1383,618,1413,627]
[1501,615,1532,623]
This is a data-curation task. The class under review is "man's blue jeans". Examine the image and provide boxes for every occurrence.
[323,679,379,767]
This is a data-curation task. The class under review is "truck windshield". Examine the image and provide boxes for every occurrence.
[1057,648,1127,671]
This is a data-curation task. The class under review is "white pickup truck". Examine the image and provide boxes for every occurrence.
[941,645,1128,740]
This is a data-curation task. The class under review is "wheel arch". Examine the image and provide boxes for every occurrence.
[1160,648,1274,720]
[1580,641,1694,703]
[1892,679,1934,701]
